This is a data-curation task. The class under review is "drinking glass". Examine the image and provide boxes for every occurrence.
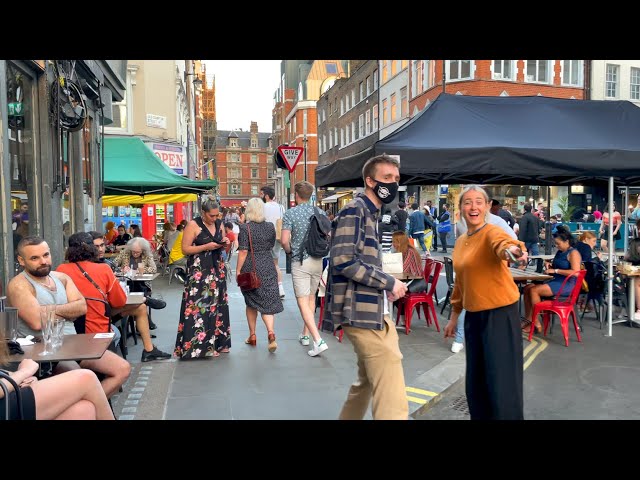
[51,317,65,350]
[39,306,55,356]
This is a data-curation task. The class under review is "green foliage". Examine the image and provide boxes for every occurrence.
[557,195,576,221]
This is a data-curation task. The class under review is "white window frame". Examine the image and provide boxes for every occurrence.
[345,94,350,111]
[334,127,337,147]
[341,128,345,147]
[250,138,257,148]
[251,168,258,179]
[411,60,419,98]
[422,60,431,92]
[373,69,379,89]
[373,105,379,130]
[340,98,344,115]
[400,86,408,118]
[366,76,371,96]
[492,60,515,80]
[228,167,241,179]
[365,110,371,135]
[359,81,364,102]
[525,60,552,84]
[323,134,327,152]
[322,109,326,122]
[606,64,619,99]
[251,154,258,163]
[561,60,583,87]
[318,112,321,125]
[631,67,640,101]
[351,122,356,141]
[390,93,397,122]
[351,89,356,107]
[446,60,474,82]
[329,129,333,148]
[251,185,259,195]
[359,113,365,137]
[230,138,238,147]
[382,98,388,126]
[229,183,241,195]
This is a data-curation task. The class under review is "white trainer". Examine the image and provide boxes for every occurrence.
[634,310,640,322]
[308,339,328,357]
[451,341,464,353]
[298,334,310,346]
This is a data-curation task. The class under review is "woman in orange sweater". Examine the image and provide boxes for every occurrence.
[443,185,528,420]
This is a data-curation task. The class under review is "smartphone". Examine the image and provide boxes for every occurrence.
[505,249,520,265]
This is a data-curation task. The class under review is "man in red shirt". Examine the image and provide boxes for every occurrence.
[57,232,171,363]
[223,221,238,258]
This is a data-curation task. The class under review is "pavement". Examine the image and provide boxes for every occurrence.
[109,248,640,420]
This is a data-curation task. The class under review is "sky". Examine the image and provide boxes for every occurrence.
[202,60,281,133]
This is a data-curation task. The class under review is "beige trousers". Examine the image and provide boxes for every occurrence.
[339,315,408,420]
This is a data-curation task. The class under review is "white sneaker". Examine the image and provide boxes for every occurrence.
[298,334,310,346]
[634,311,640,322]
[278,283,285,299]
[308,338,328,357]
[451,341,464,353]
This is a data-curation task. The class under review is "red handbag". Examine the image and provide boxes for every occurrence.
[237,224,261,291]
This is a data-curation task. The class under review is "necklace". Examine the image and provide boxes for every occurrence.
[465,223,488,245]
[28,272,55,291]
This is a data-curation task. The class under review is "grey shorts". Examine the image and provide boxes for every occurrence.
[291,256,323,297]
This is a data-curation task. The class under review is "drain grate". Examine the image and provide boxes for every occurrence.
[449,394,470,415]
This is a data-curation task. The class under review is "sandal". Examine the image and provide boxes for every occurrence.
[267,331,277,353]
[212,351,220,357]
[220,347,230,353]
[245,334,256,346]
[520,318,532,331]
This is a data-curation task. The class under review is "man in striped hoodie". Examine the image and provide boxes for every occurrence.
[322,154,409,420]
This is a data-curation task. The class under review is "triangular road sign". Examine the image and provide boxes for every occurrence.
[277,146,304,173]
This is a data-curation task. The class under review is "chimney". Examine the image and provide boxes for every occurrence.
[250,121,258,134]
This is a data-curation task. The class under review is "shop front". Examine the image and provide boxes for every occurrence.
[0,60,127,292]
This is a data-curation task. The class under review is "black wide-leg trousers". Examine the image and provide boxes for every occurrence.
[464,302,524,420]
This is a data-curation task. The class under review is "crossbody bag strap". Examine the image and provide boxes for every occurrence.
[75,263,108,301]
[247,223,257,275]
[0,369,24,420]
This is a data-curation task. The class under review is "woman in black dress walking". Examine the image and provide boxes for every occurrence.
[237,197,284,352]
[174,199,231,359]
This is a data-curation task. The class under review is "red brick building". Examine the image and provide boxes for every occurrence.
[409,60,585,112]
[215,121,274,207]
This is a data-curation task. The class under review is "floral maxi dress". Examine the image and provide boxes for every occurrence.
[174,217,231,359]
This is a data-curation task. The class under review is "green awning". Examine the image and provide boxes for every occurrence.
[103,136,217,195]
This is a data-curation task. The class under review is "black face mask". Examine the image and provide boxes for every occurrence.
[372,180,398,204]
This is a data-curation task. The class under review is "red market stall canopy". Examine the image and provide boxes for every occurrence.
[316,94,640,188]
[103,136,217,195]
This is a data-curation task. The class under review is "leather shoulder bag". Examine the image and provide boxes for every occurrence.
[237,224,262,292]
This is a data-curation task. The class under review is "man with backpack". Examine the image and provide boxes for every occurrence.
[281,181,330,357]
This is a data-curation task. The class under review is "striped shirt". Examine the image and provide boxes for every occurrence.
[322,193,395,331]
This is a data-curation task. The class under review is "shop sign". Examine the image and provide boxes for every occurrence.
[8,102,24,116]
[145,142,187,176]
[146,113,167,129]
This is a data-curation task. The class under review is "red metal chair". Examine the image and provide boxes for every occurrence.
[528,269,587,347]
[395,259,443,335]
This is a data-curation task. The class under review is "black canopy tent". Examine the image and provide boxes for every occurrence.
[315,94,640,336]
[316,94,640,188]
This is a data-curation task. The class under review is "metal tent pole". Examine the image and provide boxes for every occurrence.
[624,186,629,253]
[607,176,614,337]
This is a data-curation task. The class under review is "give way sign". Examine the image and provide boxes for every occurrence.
[277,146,304,173]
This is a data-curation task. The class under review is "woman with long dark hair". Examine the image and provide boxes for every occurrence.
[174,199,231,359]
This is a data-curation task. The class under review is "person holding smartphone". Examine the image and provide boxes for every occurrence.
[443,185,528,420]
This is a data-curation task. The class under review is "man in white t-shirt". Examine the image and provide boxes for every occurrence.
[260,185,285,298]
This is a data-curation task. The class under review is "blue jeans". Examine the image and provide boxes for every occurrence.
[525,242,539,256]
[455,310,466,344]
[412,232,427,252]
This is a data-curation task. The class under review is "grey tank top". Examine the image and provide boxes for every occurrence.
[19,272,74,337]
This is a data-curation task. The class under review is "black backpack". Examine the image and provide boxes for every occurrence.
[300,207,332,263]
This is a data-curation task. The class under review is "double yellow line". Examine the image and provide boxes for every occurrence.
[407,335,548,406]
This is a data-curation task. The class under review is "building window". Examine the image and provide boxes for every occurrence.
[422,60,432,92]
[373,69,378,89]
[325,62,338,74]
[323,134,327,152]
[345,94,350,111]
[606,64,619,98]
[382,98,388,126]
[228,183,241,195]
[341,128,344,147]
[334,127,337,146]
[366,76,371,96]
[365,110,371,134]
[359,81,364,102]
[340,98,344,115]
[402,60,408,69]
[322,109,326,122]
[329,129,333,148]
[251,154,258,163]
[251,185,258,195]
[230,152,240,162]
[631,67,640,100]
[346,126,350,144]
[373,105,379,130]
[251,168,258,178]
[229,138,238,147]
[251,138,257,148]
[391,60,397,77]
[562,60,583,87]
[318,112,321,125]
[228,167,241,178]
[447,60,473,81]
[382,60,388,83]
[411,60,419,98]
[390,93,397,122]
[359,113,364,137]
[400,87,408,117]
[493,60,514,80]
[351,122,356,141]
[351,89,356,107]
[526,60,551,83]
